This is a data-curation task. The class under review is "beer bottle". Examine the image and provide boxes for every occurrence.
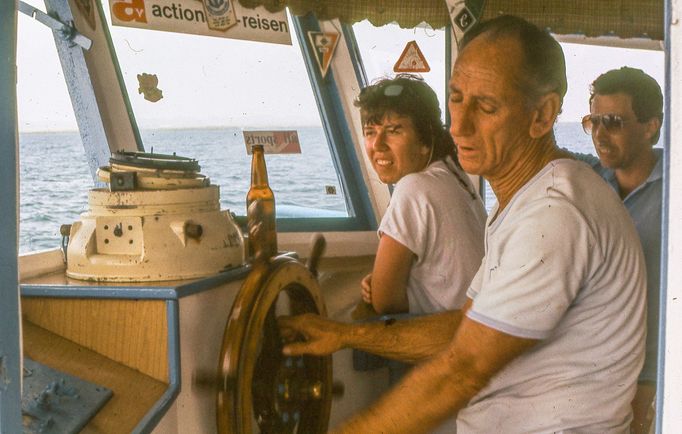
[246,144,277,262]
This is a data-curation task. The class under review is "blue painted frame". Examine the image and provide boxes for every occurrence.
[130,300,181,434]
[281,14,377,232]
[341,23,368,92]
[655,0,671,432]
[0,0,22,431]
[20,265,251,300]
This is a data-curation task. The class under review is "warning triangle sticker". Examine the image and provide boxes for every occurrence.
[393,41,431,73]
[308,31,340,78]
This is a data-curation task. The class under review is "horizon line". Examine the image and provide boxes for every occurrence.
[19,120,584,134]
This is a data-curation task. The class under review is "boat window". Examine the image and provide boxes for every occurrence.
[352,21,447,121]
[103,8,350,223]
[17,1,91,253]
[18,5,376,253]
[480,41,664,211]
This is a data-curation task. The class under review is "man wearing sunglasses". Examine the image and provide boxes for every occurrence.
[580,66,663,434]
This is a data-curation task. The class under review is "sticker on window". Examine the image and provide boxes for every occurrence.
[243,130,302,154]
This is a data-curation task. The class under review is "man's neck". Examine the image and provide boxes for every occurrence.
[490,137,571,215]
[614,149,658,199]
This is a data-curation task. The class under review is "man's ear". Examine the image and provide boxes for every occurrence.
[644,117,662,144]
[529,93,562,139]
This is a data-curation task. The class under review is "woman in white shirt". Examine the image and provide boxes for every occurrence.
[357,74,487,315]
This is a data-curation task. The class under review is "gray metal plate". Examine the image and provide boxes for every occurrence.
[22,358,112,434]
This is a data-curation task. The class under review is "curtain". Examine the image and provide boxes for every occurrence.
[237,0,663,40]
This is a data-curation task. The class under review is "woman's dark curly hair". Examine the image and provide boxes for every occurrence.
[354,74,456,163]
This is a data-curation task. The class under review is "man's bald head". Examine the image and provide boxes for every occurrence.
[460,15,567,109]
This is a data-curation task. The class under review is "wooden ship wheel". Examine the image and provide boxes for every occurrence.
[216,245,333,434]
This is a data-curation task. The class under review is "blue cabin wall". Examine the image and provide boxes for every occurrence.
[0,0,22,431]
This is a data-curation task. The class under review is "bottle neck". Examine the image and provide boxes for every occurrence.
[250,145,270,187]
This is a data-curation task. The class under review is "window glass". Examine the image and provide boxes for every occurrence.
[16,16,446,253]
[17,4,357,253]
[480,41,664,211]
[17,1,91,253]
[103,8,348,219]
[352,21,447,121]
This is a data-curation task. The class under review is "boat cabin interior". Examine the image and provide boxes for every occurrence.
[1,0,680,432]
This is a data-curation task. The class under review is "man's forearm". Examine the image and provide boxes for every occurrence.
[336,348,480,434]
[332,315,538,434]
[280,309,464,362]
[346,310,462,364]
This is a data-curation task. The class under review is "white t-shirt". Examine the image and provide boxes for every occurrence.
[379,157,487,313]
[458,159,646,433]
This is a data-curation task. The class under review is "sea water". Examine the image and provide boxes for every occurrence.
[18,123,596,253]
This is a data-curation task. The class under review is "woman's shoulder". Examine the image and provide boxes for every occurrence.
[392,169,437,200]
[400,159,448,182]
[397,159,465,191]
[392,163,470,215]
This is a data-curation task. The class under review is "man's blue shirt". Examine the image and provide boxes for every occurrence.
[576,148,662,384]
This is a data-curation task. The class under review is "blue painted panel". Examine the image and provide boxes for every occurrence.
[130,301,180,434]
[20,265,250,300]
[341,24,369,90]
[655,1,672,432]
[0,1,22,431]
[20,264,251,300]
[291,15,377,232]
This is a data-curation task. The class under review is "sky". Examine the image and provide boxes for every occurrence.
[15,1,665,132]
[558,40,664,122]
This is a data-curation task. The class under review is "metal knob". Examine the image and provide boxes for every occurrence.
[185,222,203,240]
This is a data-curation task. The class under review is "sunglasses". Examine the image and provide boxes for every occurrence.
[581,114,633,135]
[359,81,418,98]
[383,84,404,96]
